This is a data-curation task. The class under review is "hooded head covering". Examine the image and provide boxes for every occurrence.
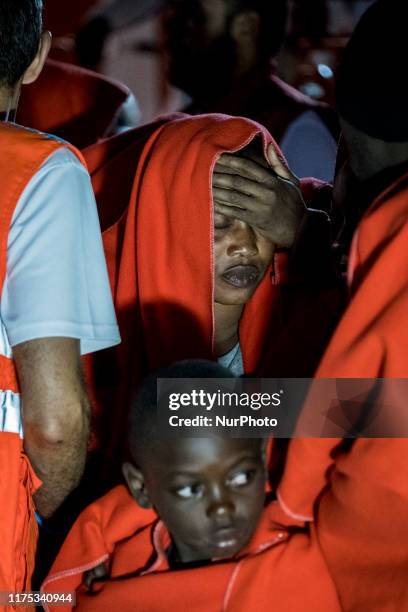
[115,114,282,371]
[86,113,342,476]
[88,114,283,465]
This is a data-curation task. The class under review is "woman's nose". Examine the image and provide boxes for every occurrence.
[226,222,258,258]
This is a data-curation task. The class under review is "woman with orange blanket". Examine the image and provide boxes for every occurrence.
[87,113,341,465]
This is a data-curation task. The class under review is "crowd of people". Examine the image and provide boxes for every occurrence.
[0,0,407,610]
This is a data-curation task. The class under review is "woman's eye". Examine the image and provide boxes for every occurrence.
[174,484,204,499]
[228,469,256,488]
[214,214,231,230]
[214,222,230,230]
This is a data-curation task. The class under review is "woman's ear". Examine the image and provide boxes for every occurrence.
[22,31,52,85]
[122,461,152,509]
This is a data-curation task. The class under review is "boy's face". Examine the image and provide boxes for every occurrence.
[134,437,266,563]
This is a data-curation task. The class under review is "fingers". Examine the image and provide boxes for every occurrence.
[215,153,277,187]
[213,171,271,198]
[214,201,252,223]
[266,144,299,183]
[212,187,249,210]
[213,179,277,212]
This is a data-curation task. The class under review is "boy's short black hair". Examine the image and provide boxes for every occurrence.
[129,360,234,458]
[0,0,43,88]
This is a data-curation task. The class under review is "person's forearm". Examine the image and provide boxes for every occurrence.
[24,400,90,518]
[13,338,93,517]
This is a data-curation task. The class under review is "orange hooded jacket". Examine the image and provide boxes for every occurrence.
[275,171,408,610]
[0,122,85,604]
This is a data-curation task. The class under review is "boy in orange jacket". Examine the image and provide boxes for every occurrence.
[42,361,340,612]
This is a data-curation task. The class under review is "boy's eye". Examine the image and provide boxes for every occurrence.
[174,483,204,499]
[227,469,256,489]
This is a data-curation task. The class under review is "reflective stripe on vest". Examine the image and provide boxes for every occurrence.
[0,390,22,437]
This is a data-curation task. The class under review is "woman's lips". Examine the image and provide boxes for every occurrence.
[222,265,260,289]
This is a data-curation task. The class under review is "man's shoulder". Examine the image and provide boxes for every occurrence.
[0,122,82,173]
[0,121,64,147]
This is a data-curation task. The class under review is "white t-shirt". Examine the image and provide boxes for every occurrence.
[0,147,120,435]
[280,110,337,183]
[218,343,244,377]
[1,147,120,356]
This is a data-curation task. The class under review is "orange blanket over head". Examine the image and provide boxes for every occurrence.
[84,114,341,463]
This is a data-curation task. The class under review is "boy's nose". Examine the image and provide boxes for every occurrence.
[226,222,258,258]
[206,485,235,522]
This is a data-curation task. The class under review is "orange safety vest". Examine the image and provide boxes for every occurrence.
[0,122,85,605]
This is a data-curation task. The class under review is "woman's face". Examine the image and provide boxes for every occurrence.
[213,212,275,306]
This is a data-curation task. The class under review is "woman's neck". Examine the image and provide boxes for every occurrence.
[214,302,243,357]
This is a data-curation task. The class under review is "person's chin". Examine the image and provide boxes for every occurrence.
[215,279,259,306]
[215,288,254,306]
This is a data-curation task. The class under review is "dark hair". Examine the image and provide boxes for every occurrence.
[0,0,42,88]
[129,360,234,457]
[226,0,288,59]
[335,0,408,141]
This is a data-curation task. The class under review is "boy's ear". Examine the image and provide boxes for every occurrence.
[122,462,152,509]
[22,31,52,85]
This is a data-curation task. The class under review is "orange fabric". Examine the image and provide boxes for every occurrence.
[0,122,85,599]
[83,114,341,460]
[274,173,408,609]
[0,354,18,393]
[42,485,340,612]
[82,116,184,448]
[278,172,408,514]
[101,115,280,460]
[0,434,42,611]
[18,59,131,149]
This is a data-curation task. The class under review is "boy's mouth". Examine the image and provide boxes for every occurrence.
[209,527,242,553]
[221,265,260,289]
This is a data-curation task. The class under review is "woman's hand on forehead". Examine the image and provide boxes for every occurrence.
[212,145,306,249]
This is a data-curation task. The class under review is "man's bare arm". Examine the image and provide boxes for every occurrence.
[13,337,90,518]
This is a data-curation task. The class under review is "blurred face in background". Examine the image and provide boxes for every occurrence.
[163,0,238,98]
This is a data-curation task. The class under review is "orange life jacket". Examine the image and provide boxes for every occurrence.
[0,122,85,605]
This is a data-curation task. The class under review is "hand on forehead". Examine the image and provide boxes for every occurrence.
[212,136,306,249]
